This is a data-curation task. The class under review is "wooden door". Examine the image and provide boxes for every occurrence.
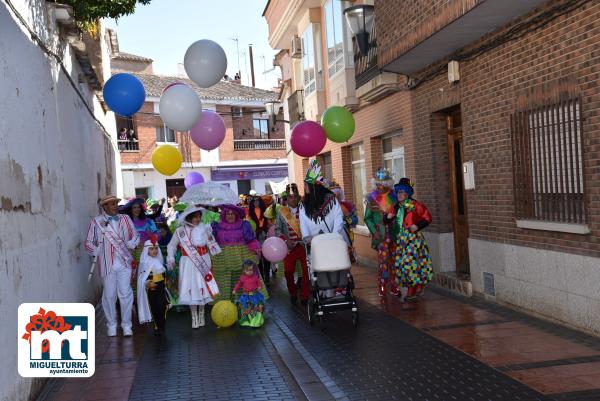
[446,109,470,277]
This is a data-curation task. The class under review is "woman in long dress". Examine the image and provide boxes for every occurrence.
[211,204,269,303]
[167,205,219,328]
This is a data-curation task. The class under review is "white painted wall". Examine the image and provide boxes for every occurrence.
[469,238,600,335]
[0,3,118,400]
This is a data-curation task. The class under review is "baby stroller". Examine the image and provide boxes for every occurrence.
[306,233,359,327]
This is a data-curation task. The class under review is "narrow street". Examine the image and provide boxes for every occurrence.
[37,265,600,401]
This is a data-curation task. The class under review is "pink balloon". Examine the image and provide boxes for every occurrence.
[184,172,204,189]
[190,110,226,150]
[267,225,276,238]
[290,121,327,157]
[262,237,288,263]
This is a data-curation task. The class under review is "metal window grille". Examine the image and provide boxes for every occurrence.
[510,98,586,224]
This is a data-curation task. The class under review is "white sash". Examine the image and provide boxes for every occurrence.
[94,216,133,265]
[178,228,219,297]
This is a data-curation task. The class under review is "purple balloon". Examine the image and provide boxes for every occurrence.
[262,237,288,263]
[290,121,327,157]
[190,110,226,150]
[184,172,204,189]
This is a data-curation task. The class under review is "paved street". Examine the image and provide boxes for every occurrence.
[37,265,600,401]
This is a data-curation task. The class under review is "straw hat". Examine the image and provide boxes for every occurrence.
[98,195,121,206]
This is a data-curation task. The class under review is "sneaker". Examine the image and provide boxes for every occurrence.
[123,327,133,337]
[107,327,117,337]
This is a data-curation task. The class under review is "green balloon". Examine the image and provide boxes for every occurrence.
[321,106,355,143]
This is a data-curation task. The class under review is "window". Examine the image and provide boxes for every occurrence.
[116,116,139,151]
[325,0,345,78]
[319,152,333,182]
[511,98,585,224]
[382,132,405,181]
[351,143,367,222]
[135,187,150,199]
[252,118,269,139]
[302,26,316,95]
[156,124,176,143]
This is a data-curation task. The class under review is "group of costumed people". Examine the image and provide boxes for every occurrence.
[365,168,433,300]
[85,195,270,337]
[83,162,432,338]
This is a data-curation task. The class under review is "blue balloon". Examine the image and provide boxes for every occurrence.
[103,73,145,117]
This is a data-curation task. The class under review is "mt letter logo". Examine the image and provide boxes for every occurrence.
[18,303,95,377]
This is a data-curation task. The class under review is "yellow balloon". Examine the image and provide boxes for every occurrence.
[152,145,182,176]
[210,300,238,328]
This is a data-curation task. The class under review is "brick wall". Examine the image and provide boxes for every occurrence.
[405,0,600,256]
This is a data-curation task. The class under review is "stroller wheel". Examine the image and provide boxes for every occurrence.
[352,312,359,327]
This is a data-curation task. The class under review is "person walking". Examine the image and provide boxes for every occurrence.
[391,178,433,301]
[365,168,399,296]
[167,205,219,328]
[85,195,140,337]
[275,183,309,305]
[299,161,344,241]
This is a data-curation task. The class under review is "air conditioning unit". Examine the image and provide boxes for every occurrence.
[291,36,302,59]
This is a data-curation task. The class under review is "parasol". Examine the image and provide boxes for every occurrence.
[180,181,238,206]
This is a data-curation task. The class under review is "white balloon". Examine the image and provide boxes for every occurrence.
[184,40,228,88]
[159,83,202,132]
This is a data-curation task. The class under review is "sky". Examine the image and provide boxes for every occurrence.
[105,0,280,90]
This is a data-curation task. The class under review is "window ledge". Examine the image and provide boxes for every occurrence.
[352,225,370,236]
[156,142,178,147]
[516,219,590,235]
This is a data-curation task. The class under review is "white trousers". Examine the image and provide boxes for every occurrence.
[102,264,133,330]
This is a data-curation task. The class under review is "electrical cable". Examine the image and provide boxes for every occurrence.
[405,0,592,89]
[3,0,117,150]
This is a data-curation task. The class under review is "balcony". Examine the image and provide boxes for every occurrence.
[382,0,548,75]
[354,25,379,89]
[118,139,139,152]
[234,139,286,151]
[353,25,404,104]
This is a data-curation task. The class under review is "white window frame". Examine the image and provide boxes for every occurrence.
[351,142,367,225]
[325,0,345,79]
[382,132,405,181]
[155,124,177,144]
[302,25,317,96]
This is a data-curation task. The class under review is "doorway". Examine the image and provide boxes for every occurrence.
[166,179,185,199]
[446,107,470,277]
[237,179,251,195]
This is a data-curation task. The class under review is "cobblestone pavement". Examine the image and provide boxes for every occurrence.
[37,265,600,401]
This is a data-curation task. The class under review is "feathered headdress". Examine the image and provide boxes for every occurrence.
[304,160,323,185]
[371,167,394,190]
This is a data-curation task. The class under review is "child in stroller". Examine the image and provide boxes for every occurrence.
[305,233,359,327]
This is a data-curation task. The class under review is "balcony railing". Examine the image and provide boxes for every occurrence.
[118,140,139,152]
[354,25,379,88]
[234,139,286,151]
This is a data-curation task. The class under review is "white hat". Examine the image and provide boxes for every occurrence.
[178,204,206,225]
